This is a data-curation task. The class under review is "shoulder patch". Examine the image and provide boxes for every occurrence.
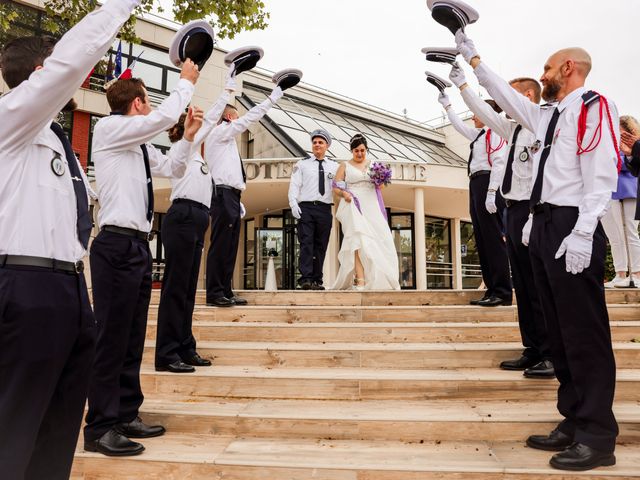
[582,90,601,107]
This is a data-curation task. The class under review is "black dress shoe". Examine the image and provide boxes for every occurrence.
[477,296,506,307]
[311,282,325,290]
[470,294,489,305]
[298,281,312,290]
[550,443,616,471]
[84,429,144,457]
[524,359,555,378]
[230,296,248,305]
[207,296,234,307]
[527,428,574,451]
[115,417,166,439]
[500,355,540,371]
[182,353,212,367]
[155,360,195,373]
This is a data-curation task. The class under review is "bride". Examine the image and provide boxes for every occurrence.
[332,134,400,290]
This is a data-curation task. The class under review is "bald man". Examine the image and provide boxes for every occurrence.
[456,34,619,471]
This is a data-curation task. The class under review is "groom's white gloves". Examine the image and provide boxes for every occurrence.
[269,86,284,104]
[522,215,533,246]
[290,201,302,219]
[240,202,246,219]
[438,92,452,110]
[485,190,497,214]
[455,29,479,64]
[449,62,467,88]
[224,64,237,92]
[555,230,594,274]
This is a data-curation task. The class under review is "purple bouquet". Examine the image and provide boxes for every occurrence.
[368,162,392,188]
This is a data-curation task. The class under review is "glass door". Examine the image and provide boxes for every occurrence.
[255,228,284,289]
[389,213,415,289]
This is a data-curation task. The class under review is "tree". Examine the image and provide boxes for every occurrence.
[0,0,269,43]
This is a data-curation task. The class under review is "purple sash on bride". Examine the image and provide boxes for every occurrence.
[333,180,387,219]
[375,186,388,220]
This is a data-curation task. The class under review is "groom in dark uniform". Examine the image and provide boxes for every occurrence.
[288,129,339,289]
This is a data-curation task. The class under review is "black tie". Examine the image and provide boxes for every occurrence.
[501,124,523,194]
[529,108,561,209]
[468,129,486,175]
[318,159,325,195]
[49,122,91,249]
[140,144,154,222]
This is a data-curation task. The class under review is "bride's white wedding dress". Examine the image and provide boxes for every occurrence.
[332,162,400,290]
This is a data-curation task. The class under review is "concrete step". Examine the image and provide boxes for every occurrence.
[135,398,640,444]
[148,289,640,307]
[139,366,640,401]
[72,433,640,479]
[142,341,640,369]
[144,321,640,344]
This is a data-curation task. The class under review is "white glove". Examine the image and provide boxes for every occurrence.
[449,62,467,88]
[522,215,533,246]
[485,190,497,214]
[290,201,302,219]
[240,201,246,219]
[455,29,479,64]
[224,65,237,92]
[269,86,284,104]
[555,230,593,274]
[438,92,451,109]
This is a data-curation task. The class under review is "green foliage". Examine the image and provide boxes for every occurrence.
[41,0,269,43]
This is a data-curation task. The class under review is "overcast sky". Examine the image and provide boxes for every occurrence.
[157,0,639,125]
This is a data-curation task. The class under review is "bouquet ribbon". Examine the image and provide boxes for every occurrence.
[375,186,388,220]
[332,180,362,214]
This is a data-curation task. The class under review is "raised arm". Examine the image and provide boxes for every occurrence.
[487,136,508,193]
[0,0,140,152]
[192,65,235,147]
[213,87,284,143]
[438,91,480,141]
[455,31,542,133]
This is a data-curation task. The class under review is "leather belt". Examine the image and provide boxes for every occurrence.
[0,254,84,274]
[173,198,209,211]
[531,203,563,215]
[299,201,333,207]
[102,225,153,241]
[469,170,491,179]
[505,199,527,208]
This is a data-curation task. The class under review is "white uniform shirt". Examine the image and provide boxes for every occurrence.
[204,97,275,191]
[170,90,231,207]
[446,108,507,175]
[0,0,138,262]
[475,62,619,235]
[288,156,339,205]
[93,78,194,232]
[461,88,538,201]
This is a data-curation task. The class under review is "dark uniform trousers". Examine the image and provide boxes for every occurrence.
[297,202,333,285]
[469,173,512,301]
[156,200,209,366]
[84,230,152,442]
[206,188,241,301]
[505,200,551,361]
[0,265,95,479]
[529,206,618,452]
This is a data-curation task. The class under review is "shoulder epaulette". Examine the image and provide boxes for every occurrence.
[581,90,601,107]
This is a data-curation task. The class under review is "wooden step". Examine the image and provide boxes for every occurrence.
[135,398,640,444]
[72,433,640,479]
[145,321,640,344]
[139,366,640,401]
[147,289,640,307]
[142,341,640,369]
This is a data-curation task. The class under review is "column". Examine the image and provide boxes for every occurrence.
[414,187,427,290]
[452,218,463,289]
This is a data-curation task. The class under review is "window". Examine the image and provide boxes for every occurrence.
[425,216,452,289]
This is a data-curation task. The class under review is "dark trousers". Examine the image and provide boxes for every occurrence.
[505,200,550,360]
[84,230,152,442]
[469,174,512,300]
[0,266,95,479]
[156,200,209,366]
[297,202,333,285]
[206,188,241,301]
[529,206,618,452]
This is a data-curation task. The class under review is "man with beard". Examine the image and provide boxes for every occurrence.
[0,1,142,478]
[456,32,619,471]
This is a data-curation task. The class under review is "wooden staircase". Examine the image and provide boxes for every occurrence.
[72,290,640,479]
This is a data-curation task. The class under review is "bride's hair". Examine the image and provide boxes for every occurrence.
[350,133,368,151]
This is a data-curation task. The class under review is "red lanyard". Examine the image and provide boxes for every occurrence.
[485,129,506,166]
[576,92,621,172]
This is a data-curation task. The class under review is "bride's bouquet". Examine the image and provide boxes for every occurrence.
[368,162,392,188]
